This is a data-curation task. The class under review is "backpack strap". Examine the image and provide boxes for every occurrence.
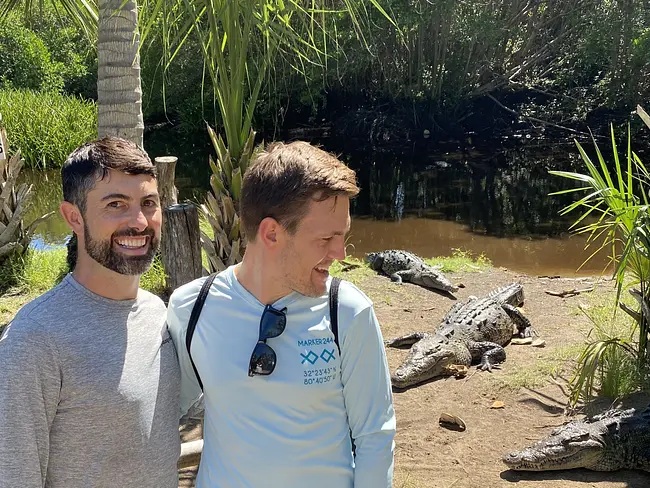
[328,276,356,456]
[329,276,342,352]
[185,273,217,391]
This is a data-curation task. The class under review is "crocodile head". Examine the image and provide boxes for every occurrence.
[391,340,464,388]
[365,252,384,271]
[411,271,459,293]
[502,419,609,471]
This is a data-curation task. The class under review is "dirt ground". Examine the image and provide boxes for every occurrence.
[178,266,650,488]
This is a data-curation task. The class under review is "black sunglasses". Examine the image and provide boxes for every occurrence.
[248,304,287,377]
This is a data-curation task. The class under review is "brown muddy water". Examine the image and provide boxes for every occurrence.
[21,136,616,277]
[348,217,609,277]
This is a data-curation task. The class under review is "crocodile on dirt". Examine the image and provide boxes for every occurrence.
[503,404,650,472]
[365,250,458,294]
[386,283,534,388]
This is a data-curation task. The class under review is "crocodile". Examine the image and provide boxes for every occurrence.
[503,404,650,472]
[386,283,533,388]
[365,250,458,294]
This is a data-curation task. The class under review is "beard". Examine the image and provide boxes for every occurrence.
[83,222,159,276]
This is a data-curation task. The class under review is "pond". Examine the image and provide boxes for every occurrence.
[21,132,614,277]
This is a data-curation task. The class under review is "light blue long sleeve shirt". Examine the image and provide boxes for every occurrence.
[167,265,396,488]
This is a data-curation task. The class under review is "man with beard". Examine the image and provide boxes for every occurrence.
[167,141,395,488]
[0,137,181,488]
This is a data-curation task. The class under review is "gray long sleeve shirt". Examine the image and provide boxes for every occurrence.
[0,274,181,488]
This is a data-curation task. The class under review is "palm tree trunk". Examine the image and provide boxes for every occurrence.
[97,0,144,146]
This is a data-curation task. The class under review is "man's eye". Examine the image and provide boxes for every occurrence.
[322,237,333,242]
[143,199,158,208]
[107,201,124,209]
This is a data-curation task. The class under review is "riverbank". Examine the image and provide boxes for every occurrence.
[335,263,645,488]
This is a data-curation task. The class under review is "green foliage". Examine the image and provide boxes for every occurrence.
[551,124,650,406]
[0,247,169,298]
[25,8,97,98]
[0,248,68,295]
[0,89,97,168]
[140,255,168,296]
[569,297,644,404]
[0,14,64,92]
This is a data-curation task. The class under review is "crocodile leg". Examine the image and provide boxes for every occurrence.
[385,332,427,348]
[468,341,506,371]
[390,269,415,284]
[502,303,536,338]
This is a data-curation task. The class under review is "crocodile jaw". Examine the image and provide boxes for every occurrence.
[391,346,456,388]
[502,429,604,471]
[413,272,459,293]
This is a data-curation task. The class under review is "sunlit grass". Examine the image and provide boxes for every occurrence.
[425,248,492,273]
[496,344,584,390]
[0,89,97,168]
[568,294,644,404]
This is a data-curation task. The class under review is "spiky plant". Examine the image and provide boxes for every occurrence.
[0,125,53,265]
[550,123,650,406]
[199,125,258,271]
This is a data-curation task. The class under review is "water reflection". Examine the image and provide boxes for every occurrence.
[18,138,612,276]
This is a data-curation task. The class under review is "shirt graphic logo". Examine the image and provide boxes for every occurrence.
[301,350,319,365]
[300,348,336,365]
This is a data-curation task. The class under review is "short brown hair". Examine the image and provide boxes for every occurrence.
[240,141,359,240]
[62,136,156,214]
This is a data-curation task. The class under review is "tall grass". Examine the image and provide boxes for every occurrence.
[571,297,642,403]
[0,88,96,169]
[0,248,168,297]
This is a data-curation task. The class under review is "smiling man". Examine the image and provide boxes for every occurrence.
[167,141,396,488]
[0,137,181,488]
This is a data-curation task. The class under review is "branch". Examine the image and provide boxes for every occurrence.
[486,94,606,139]
[619,302,641,324]
[544,287,594,298]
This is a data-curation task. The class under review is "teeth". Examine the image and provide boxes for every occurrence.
[116,237,147,249]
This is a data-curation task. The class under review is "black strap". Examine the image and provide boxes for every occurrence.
[329,276,342,352]
[329,276,355,456]
[185,273,217,391]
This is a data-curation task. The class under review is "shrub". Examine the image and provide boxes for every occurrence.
[0,15,64,92]
[0,89,97,168]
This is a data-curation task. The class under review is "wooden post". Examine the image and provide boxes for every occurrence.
[162,203,202,293]
[154,155,180,292]
[154,156,178,210]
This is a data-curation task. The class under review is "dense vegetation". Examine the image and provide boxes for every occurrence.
[1,0,648,166]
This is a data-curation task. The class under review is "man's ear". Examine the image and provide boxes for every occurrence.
[60,201,84,235]
[257,217,283,250]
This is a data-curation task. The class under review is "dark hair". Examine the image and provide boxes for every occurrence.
[61,136,156,214]
[240,140,359,240]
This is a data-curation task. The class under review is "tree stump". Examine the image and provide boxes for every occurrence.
[154,156,178,210]
[162,203,202,294]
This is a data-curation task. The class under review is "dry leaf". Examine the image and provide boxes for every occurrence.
[442,364,469,378]
[491,401,505,409]
[439,412,466,432]
[532,339,546,347]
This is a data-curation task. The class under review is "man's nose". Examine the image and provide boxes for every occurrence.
[128,207,149,232]
[328,237,346,261]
